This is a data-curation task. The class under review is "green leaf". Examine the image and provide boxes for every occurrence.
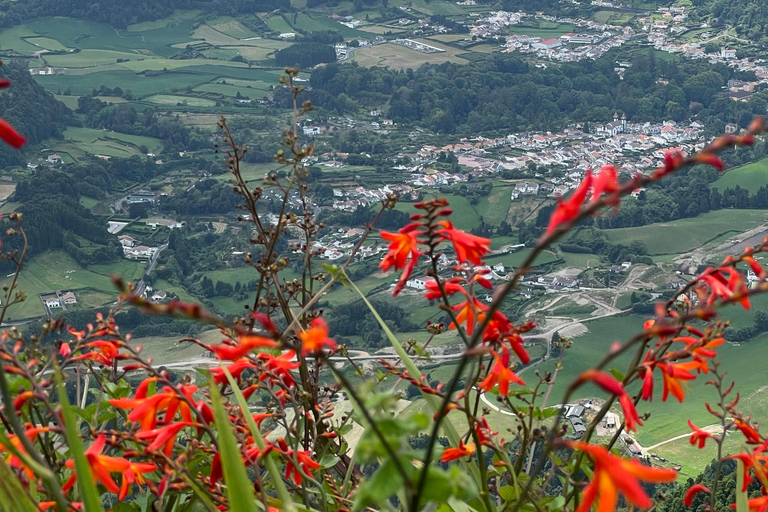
[57,377,104,512]
[208,378,259,512]
[736,459,749,512]
[498,486,518,502]
[319,455,340,469]
[218,368,295,512]
[353,458,404,511]
[609,368,625,381]
[0,457,37,512]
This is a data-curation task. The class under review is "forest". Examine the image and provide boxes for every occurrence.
[306,52,766,136]
[0,0,290,29]
[274,43,338,69]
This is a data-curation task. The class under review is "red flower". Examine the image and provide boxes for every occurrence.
[478,346,525,396]
[441,441,476,462]
[475,417,498,447]
[436,221,491,265]
[0,118,26,149]
[209,360,256,385]
[640,364,655,401]
[258,351,301,390]
[75,340,125,366]
[0,426,50,480]
[591,165,620,205]
[379,226,422,296]
[579,370,642,431]
[424,278,465,300]
[699,268,751,310]
[546,170,592,234]
[684,484,711,506]
[210,334,277,361]
[276,439,321,486]
[688,420,716,449]
[568,441,678,512]
[299,318,336,355]
[64,435,157,501]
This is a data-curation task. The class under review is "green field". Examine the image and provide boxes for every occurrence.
[3,252,144,320]
[715,156,768,193]
[603,210,768,255]
[146,94,218,107]
[264,15,294,34]
[60,127,162,157]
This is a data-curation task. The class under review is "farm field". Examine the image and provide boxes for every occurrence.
[59,127,162,158]
[603,209,768,255]
[352,41,470,69]
[715,156,768,193]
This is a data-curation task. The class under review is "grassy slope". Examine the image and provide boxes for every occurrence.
[603,209,767,255]
[715,156,768,193]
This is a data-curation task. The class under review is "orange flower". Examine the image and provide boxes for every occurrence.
[735,419,762,445]
[699,267,750,310]
[579,370,642,432]
[436,221,491,265]
[441,441,476,462]
[688,420,716,449]
[0,426,49,480]
[450,296,487,335]
[684,484,711,506]
[379,226,422,296]
[135,421,197,457]
[475,417,497,447]
[729,447,768,492]
[478,346,525,396]
[299,318,336,355]
[110,383,198,431]
[731,497,768,512]
[258,351,301,390]
[659,362,700,402]
[568,442,677,512]
[64,435,157,501]
[210,334,277,361]
[546,170,592,234]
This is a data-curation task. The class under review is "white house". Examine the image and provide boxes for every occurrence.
[152,290,168,301]
[303,126,321,136]
[44,297,61,308]
[406,276,436,290]
[47,154,63,164]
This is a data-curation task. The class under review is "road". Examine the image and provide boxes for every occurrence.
[134,242,168,297]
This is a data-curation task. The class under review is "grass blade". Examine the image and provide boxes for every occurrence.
[57,377,104,512]
[220,366,296,512]
[0,457,37,512]
[208,376,260,512]
[736,459,749,512]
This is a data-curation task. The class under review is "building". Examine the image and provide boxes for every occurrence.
[406,276,436,290]
[302,126,321,136]
[127,192,156,205]
[721,48,737,59]
[725,123,739,134]
[118,235,135,247]
[44,297,60,308]
[152,290,168,301]
[60,291,77,305]
[532,38,562,50]
[47,154,63,164]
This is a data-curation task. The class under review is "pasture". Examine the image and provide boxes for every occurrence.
[603,209,768,255]
[353,41,469,69]
[715,156,768,193]
[60,127,162,157]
